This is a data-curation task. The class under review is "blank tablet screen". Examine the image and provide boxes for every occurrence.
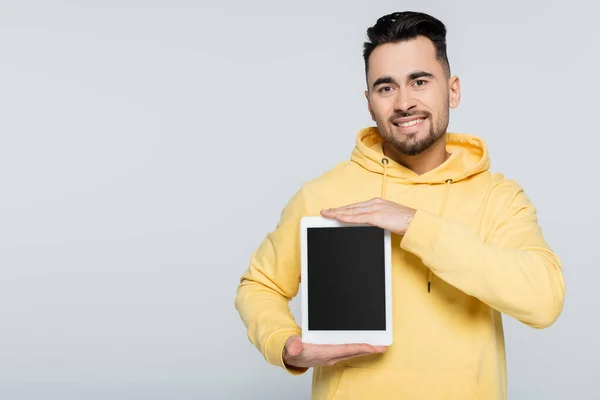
[306,225,386,331]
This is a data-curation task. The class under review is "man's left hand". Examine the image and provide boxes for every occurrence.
[321,197,417,235]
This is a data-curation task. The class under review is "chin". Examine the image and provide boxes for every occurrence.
[390,132,439,156]
[390,129,423,145]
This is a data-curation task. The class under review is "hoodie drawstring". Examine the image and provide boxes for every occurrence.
[380,157,452,294]
[427,178,453,293]
[381,158,389,199]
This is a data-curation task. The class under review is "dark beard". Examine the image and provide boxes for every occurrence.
[381,107,448,156]
[389,128,441,156]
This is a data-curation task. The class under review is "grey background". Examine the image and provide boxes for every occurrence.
[0,0,597,399]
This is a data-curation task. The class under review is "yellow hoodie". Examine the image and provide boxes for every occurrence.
[235,127,565,400]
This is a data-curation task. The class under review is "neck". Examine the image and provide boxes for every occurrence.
[383,135,450,175]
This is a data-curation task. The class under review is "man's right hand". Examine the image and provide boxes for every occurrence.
[282,335,387,368]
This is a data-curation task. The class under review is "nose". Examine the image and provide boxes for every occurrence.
[393,89,417,112]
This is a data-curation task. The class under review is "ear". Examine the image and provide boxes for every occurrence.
[365,90,375,121]
[448,76,461,109]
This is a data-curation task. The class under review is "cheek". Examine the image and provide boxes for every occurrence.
[416,92,444,115]
[370,98,393,117]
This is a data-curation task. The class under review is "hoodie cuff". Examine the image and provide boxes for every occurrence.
[265,329,308,376]
[400,209,444,263]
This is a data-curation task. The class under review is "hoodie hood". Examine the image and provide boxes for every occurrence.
[350,126,490,184]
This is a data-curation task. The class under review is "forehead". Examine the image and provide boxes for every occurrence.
[367,36,442,83]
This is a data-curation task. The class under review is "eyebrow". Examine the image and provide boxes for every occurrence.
[372,71,435,90]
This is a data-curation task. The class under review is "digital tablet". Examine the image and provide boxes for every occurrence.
[300,216,393,346]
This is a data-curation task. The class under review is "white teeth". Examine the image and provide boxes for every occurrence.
[396,118,423,127]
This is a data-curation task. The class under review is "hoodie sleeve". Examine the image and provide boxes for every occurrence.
[234,187,308,375]
[400,181,565,329]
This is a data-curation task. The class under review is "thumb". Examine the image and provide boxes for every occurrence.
[284,335,304,357]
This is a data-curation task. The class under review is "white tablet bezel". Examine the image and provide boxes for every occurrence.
[299,215,393,346]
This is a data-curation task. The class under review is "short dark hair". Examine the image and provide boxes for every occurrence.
[363,11,450,79]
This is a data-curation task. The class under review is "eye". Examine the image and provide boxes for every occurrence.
[378,86,394,93]
[413,79,428,87]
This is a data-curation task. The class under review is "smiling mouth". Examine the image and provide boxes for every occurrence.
[393,118,424,127]
[392,116,427,129]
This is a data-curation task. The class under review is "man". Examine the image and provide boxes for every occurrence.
[234,11,565,400]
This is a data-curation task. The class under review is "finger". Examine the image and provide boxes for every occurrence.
[323,201,388,219]
[309,343,381,360]
[328,204,375,214]
[331,211,376,224]
[321,207,375,219]
[339,343,387,354]
[326,351,377,366]
[322,344,387,365]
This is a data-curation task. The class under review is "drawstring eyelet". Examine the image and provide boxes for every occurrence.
[381,158,389,165]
